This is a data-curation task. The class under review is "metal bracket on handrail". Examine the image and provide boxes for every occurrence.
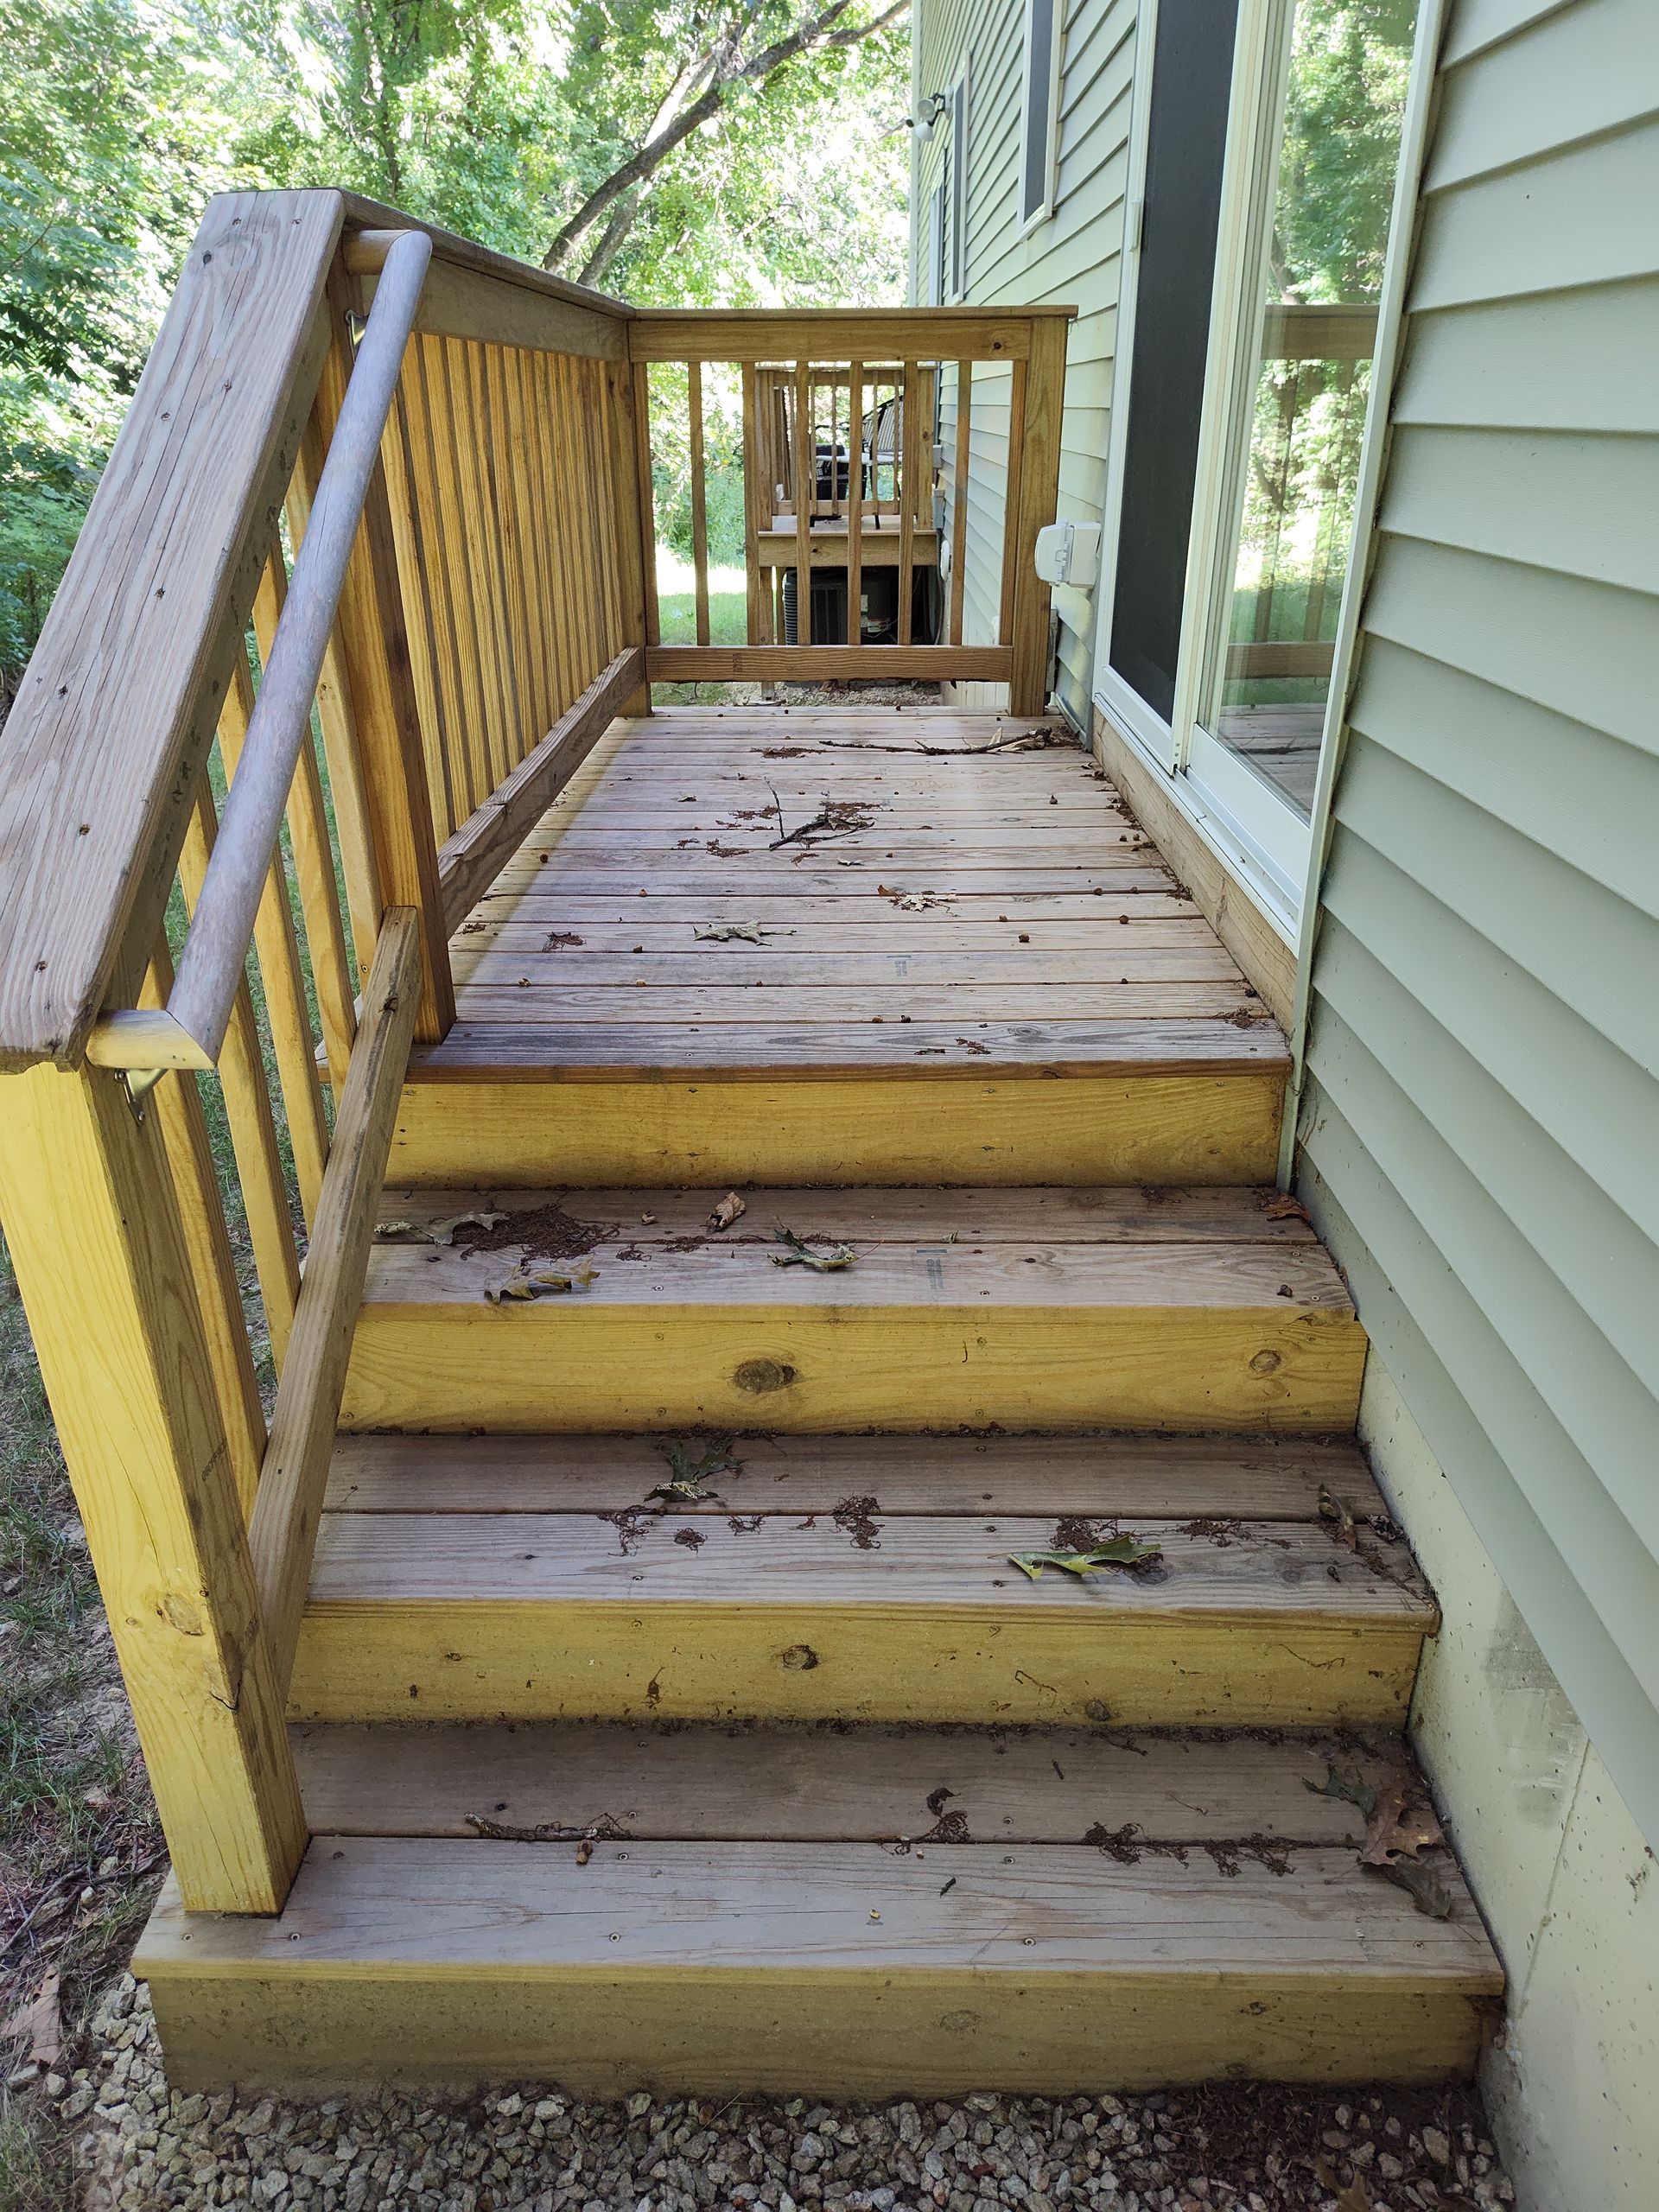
[84,227,433,1079]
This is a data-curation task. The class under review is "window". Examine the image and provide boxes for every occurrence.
[1020,0,1063,231]
[948,73,969,299]
[925,178,945,306]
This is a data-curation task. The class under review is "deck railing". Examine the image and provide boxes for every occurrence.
[0,188,1071,1916]
[631,308,1069,710]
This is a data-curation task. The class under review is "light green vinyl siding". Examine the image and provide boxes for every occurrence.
[912,0,1136,721]
[1298,0,1659,1841]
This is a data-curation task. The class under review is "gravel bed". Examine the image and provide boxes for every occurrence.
[41,1974,1515,2212]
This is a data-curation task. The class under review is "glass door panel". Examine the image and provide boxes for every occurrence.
[1193,0,1418,824]
[1103,0,1240,747]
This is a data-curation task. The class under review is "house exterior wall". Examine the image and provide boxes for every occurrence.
[1357,1358,1658,2208]
[912,0,1138,722]
[1297,0,1659,1855]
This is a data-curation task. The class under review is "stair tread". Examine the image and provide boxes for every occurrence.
[406,1016,1287,1081]
[308,1506,1428,1618]
[375,1184,1322,1245]
[289,1718,1419,1844]
[325,1430,1387,1521]
[139,1833,1502,1986]
[360,1184,1354,1315]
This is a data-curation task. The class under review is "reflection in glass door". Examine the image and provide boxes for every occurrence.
[1192,0,1418,828]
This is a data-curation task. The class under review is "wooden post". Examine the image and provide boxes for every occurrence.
[315,258,455,1041]
[607,353,656,714]
[1006,318,1067,715]
[0,1063,306,1912]
[741,362,766,647]
[898,360,918,647]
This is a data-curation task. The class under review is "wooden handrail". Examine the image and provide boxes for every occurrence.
[247,908,423,1690]
[87,230,433,1075]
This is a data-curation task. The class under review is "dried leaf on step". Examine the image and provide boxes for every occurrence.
[1374,1853,1456,1918]
[1261,1192,1309,1222]
[695,923,770,944]
[427,1210,507,1247]
[3,1967,61,2066]
[1305,1763,1378,1821]
[1007,1537,1163,1581]
[770,1226,856,1271]
[1319,1483,1360,1551]
[378,1210,506,1247]
[484,1262,597,1303]
[1361,1785,1445,1867]
[645,1437,740,1508]
[708,1192,747,1232]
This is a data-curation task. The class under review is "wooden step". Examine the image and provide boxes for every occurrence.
[342,1185,1365,1433]
[291,1431,1427,1725]
[388,1029,1287,1187]
[137,1726,1503,2094]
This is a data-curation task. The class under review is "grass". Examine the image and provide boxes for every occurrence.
[652,552,751,706]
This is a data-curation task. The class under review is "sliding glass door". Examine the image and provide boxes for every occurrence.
[1095,0,1421,917]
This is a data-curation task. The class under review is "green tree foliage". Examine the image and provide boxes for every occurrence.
[0,0,909,685]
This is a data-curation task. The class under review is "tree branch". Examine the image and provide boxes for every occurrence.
[542,0,904,274]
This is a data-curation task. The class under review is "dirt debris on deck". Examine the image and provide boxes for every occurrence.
[27,1974,1516,2210]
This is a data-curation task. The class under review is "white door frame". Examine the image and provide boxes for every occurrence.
[1092,0,1435,936]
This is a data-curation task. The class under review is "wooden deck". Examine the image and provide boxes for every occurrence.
[386,707,1290,1187]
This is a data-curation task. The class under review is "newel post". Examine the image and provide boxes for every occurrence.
[1006,317,1069,717]
[0,1064,307,1913]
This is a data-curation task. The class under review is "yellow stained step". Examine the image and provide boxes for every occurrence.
[137,1727,1502,2094]
[290,1431,1427,1726]
[340,1186,1365,1433]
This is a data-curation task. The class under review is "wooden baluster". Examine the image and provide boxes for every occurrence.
[950,359,972,647]
[216,652,330,1231]
[142,936,267,1516]
[286,426,385,983]
[999,356,1029,653]
[847,359,864,652]
[252,550,359,1105]
[1007,318,1066,715]
[793,364,814,646]
[376,335,460,841]
[689,359,711,648]
[0,1060,307,1912]
[899,359,918,647]
[741,361,766,646]
[176,778,302,1370]
[317,257,454,1042]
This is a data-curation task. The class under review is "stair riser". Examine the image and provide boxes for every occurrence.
[341,1306,1365,1433]
[388,1073,1285,1188]
[289,1606,1425,1728]
[143,1967,1488,2095]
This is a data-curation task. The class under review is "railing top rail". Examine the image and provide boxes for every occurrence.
[339,191,634,323]
[628,305,1077,365]
[0,189,346,1072]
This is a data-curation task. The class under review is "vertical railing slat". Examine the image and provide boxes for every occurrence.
[316,258,454,1042]
[175,779,302,1370]
[898,360,918,648]
[847,359,864,651]
[689,359,711,648]
[999,355,1030,652]
[793,363,814,647]
[950,359,972,648]
[216,654,330,1231]
[251,551,359,1103]
[142,937,268,1517]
